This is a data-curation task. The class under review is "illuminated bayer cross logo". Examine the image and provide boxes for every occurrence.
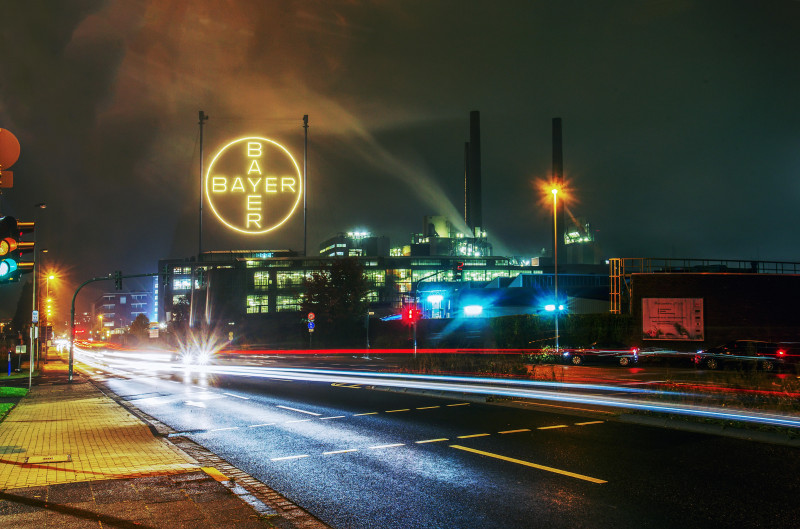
[205,137,302,234]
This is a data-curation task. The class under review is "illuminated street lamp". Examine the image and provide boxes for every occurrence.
[551,187,559,352]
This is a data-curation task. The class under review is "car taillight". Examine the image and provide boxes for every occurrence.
[777,349,786,356]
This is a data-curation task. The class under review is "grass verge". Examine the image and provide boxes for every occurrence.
[0,387,29,398]
[0,402,15,422]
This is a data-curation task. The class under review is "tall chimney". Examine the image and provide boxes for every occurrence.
[466,110,482,233]
[552,117,565,265]
[464,141,470,228]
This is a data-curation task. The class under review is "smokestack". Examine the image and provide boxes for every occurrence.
[466,110,482,234]
[464,141,470,227]
[552,117,566,265]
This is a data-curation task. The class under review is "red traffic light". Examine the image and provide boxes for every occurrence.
[402,305,421,324]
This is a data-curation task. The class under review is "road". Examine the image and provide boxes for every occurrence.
[77,350,799,529]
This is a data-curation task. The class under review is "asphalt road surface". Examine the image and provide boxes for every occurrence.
[84,355,799,529]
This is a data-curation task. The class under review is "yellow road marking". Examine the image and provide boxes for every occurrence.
[386,409,410,413]
[354,412,379,416]
[575,421,605,426]
[450,445,607,484]
[457,433,490,439]
[201,467,229,481]
[518,401,615,415]
[446,403,470,407]
[499,428,531,434]
[415,438,449,444]
[538,425,568,430]
[416,406,440,410]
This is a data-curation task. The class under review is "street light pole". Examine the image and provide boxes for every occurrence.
[552,188,559,352]
[29,202,45,388]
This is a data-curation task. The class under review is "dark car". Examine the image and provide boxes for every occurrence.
[694,340,792,371]
[562,347,639,367]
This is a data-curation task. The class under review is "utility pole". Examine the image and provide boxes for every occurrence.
[198,110,208,258]
[303,115,308,256]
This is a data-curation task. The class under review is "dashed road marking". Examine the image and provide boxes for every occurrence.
[538,425,568,430]
[209,427,239,432]
[457,433,490,439]
[368,443,405,450]
[271,455,310,462]
[415,438,449,444]
[416,406,440,410]
[323,449,359,455]
[354,412,379,416]
[286,419,312,424]
[386,409,410,413]
[446,403,470,407]
[575,421,605,426]
[277,405,321,416]
[248,423,275,428]
[499,428,531,434]
[224,392,250,400]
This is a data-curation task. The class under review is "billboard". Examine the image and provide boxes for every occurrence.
[642,298,704,341]
[205,137,302,235]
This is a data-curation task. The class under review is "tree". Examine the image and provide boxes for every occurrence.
[170,296,190,332]
[129,313,150,340]
[302,258,369,345]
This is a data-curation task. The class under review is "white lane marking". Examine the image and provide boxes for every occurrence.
[368,443,405,450]
[185,401,206,408]
[286,419,312,424]
[248,423,276,428]
[224,392,250,400]
[277,405,321,416]
[323,449,359,455]
[319,416,345,420]
[209,427,239,432]
[271,455,309,461]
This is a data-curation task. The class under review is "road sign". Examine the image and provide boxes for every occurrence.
[308,321,315,330]
[32,310,39,323]
[308,312,315,321]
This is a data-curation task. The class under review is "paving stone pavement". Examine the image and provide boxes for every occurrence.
[0,357,330,528]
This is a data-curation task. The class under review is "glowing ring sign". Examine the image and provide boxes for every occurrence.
[205,137,302,235]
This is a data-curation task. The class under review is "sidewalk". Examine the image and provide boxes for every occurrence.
[0,359,327,528]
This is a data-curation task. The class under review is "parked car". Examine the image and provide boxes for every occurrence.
[694,340,793,371]
[562,347,639,367]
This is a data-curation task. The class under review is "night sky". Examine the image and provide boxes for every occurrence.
[1,0,798,316]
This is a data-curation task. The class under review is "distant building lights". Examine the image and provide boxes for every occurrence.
[427,294,444,303]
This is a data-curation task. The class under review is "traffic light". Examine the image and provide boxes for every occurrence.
[402,305,421,324]
[113,270,123,290]
[0,216,33,282]
[452,261,464,280]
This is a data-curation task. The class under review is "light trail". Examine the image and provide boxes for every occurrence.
[72,346,800,430]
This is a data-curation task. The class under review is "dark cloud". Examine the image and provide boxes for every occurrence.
[1,0,799,316]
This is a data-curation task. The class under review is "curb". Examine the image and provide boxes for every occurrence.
[88,377,331,529]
